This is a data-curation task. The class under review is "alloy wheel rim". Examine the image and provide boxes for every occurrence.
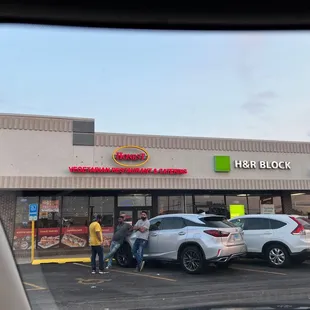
[116,249,128,266]
[269,248,285,265]
[183,250,201,271]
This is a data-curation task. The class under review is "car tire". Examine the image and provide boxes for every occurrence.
[266,244,291,268]
[115,243,135,268]
[180,245,204,274]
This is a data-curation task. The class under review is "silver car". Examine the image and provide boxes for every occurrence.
[115,213,247,274]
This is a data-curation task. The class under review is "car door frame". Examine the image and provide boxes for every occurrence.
[145,217,163,256]
[242,216,273,254]
[153,216,188,261]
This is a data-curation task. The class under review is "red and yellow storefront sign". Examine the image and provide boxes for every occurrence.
[68,145,188,175]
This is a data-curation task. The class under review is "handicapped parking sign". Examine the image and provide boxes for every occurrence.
[29,203,38,221]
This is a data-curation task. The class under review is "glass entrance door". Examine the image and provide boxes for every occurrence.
[117,208,152,227]
[117,194,153,226]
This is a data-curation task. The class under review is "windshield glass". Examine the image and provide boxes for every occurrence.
[2,24,310,309]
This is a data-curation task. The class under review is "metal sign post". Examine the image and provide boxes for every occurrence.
[28,203,38,263]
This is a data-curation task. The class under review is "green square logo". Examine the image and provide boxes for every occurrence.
[214,155,231,172]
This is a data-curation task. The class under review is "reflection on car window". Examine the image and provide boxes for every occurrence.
[270,219,286,229]
[230,218,245,229]
[149,219,162,231]
[244,218,270,230]
[161,217,185,230]
[201,216,235,228]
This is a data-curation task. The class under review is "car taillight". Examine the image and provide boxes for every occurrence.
[204,230,230,237]
[290,216,306,235]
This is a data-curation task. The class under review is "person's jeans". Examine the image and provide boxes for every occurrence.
[91,245,104,271]
[132,238,148,268]
[104,241,121,267]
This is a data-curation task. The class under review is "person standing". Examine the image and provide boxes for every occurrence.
[104,215,132,269]
[132,211,150,272]
[89,214,104,274]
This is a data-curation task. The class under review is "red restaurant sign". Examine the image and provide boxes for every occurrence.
[69,166,187,174]
[68,145,188,175]
[112,145,149,167]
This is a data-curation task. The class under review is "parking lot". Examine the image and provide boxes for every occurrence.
[19,259,310,310]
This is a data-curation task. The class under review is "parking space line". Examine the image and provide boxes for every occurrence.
[23,282,47,291]
[231,266,287,276]
[74,263,177,282]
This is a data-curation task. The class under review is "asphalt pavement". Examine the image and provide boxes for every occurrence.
[19,259,310,310]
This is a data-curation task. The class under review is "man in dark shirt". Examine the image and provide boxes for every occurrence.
[104,215,131,269]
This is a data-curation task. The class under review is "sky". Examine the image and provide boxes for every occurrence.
[0,24,309,142]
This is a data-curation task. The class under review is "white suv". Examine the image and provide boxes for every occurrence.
[229,214,310,267]
[115,214,247,274]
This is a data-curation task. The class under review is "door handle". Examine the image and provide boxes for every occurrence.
[178,232,186,235]
[264,232,272,235]
[150,233,158,237]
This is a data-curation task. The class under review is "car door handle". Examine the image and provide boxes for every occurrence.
[264,232,272,235]
[178,232,186,235]
[150,233,158,237]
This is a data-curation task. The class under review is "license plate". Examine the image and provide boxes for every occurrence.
[231,233,241,241]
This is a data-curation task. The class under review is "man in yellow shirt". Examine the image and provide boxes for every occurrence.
[89,215,104,274]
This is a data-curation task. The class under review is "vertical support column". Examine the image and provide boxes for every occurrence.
[113,194,118,230]
[152,193,158,217]
[281,192,292,214]
[0,191,16,245]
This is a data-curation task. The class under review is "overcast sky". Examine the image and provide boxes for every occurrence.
[0,25,309,141]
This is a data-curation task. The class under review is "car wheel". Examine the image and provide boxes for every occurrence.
[115,243,135,268]
[266,244,291,268]
[180,246,204,274]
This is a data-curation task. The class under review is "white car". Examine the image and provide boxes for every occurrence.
[229,214,310,267]
[115,214,247,274]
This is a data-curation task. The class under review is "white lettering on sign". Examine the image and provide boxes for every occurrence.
[234,160,291,170]
[259,161,291,170]
[234,160,257,169]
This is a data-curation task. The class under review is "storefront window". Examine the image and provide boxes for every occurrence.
[158,196,185,214]
[185,195,194,213]
[13,196,39,251]
[247,196,260,214]
[247,195,283,214]
[90,196,115,247]
[291,194,310,216]
[118,195,152,207]
[61,196,88,249]
[226,195,248,217]
[194,195,226,215]
[37,196,61,250]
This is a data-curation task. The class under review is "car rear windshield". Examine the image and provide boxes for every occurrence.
[199,216,235,228]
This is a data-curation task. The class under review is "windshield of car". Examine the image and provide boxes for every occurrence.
[3,24,310,309]
[199,216,235,228]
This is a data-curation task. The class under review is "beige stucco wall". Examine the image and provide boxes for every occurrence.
[1,113,310,190]
[1,129,310,180]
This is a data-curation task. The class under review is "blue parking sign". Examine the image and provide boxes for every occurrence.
[29,203,38,221]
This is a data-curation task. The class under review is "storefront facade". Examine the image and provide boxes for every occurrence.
[1,113,310,257]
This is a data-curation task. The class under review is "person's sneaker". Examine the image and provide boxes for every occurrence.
[139,261,145,272]
[91,270,96,274]
[99,270,104,274]
[105,266,111,270]
[134,266,139,272]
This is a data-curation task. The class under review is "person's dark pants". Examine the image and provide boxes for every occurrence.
[91,245,104,271]
[132,238,148,268]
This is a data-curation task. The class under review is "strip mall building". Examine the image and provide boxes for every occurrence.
[1,113,310,258]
